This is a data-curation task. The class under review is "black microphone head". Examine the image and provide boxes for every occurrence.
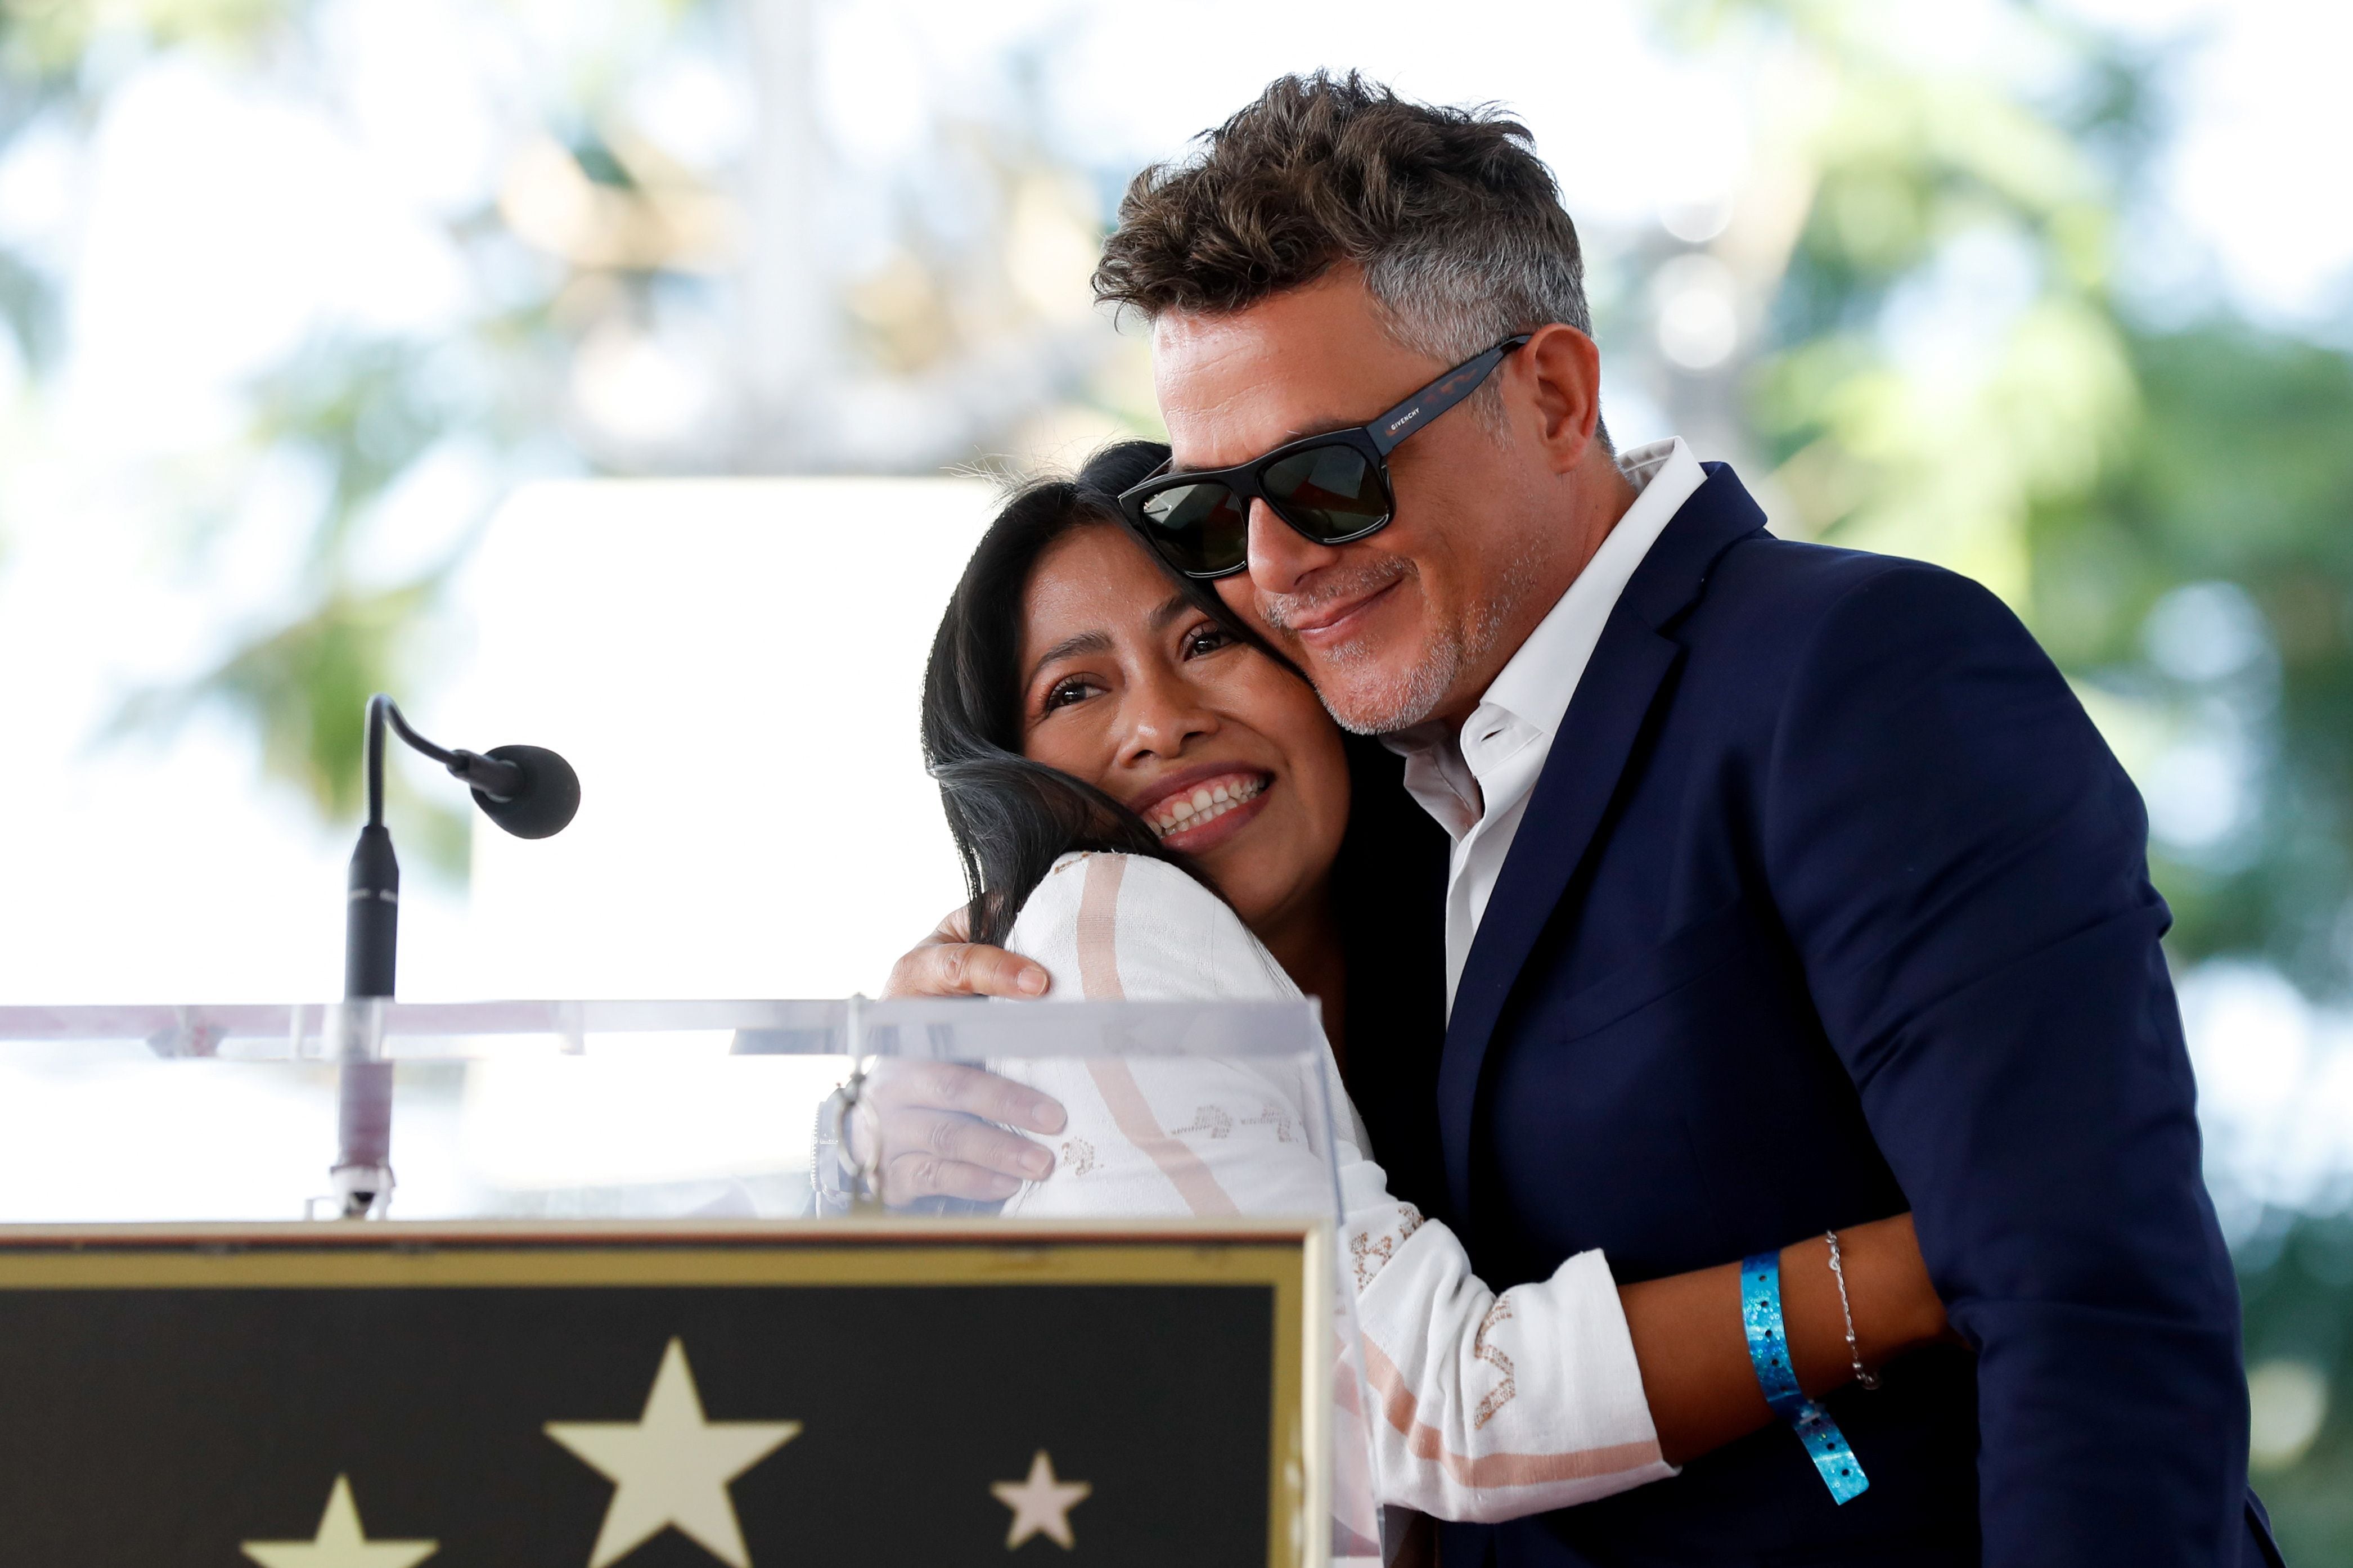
[470,744,581,839]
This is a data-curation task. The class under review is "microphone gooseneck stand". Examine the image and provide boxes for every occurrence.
[335,694,580,1218]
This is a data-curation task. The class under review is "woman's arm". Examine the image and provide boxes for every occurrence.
[1622,1213,1946,1463]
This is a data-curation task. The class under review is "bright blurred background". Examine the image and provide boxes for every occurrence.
[0,0,2347,1552]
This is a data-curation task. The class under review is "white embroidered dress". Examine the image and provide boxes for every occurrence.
[996,851,1676,1523]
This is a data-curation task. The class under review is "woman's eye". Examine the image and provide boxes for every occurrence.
[1043,678,1100,711]
[1184,624,1234,658]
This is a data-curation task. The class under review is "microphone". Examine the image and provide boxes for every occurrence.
[334,694,580,1217]
[463,744,581,840]
[382,701,582,843]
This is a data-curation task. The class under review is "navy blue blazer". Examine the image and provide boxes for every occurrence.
[1415,467,2275,1567]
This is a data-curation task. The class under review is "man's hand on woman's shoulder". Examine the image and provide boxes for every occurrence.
[884,905,1052,1001]
[844,907,1067,1205]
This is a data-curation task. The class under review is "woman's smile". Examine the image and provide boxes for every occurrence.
[1132,767,1275,852]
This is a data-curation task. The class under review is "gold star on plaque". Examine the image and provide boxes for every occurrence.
[991,1450,1091,1551]
[546,1337,801,1568]
[240,1475,438,1568]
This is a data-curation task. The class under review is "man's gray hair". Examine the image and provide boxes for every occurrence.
[1095,70,1607,447]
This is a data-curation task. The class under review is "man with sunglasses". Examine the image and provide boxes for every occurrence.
[890,73,2275,1568]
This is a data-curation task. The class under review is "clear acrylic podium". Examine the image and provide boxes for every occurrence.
[0,998,1384,1566]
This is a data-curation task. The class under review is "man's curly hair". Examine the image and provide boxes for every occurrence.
[1094,71,1603,441]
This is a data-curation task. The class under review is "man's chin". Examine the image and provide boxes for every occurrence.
[1310,651,1455,736]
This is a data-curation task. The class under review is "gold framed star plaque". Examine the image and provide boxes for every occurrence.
[0,1218,1330,1567]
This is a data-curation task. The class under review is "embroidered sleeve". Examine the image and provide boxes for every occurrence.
[1348,1204,1427,1290]
[1346,1216,1677,1520]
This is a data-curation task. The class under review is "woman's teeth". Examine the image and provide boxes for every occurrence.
[1148,776,1266,839]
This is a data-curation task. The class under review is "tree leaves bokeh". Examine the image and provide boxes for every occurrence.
[1676,6,2353,1553]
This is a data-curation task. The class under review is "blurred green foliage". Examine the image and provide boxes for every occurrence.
[0,1,577,873]
[114,576,434,818]
[0,0,296,69]
[148,331,554,863]
[2044,328,2353,995]
[2075,326,2353,1565]
[1739,10,2133,602]
[1709,3,2353,1556]
[1743,5,2353,1000]
[2242,1211,2353,1561]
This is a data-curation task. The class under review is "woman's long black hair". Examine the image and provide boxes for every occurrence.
[920,440,1245,946]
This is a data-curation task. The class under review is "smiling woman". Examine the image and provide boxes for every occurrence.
[1014,515,1352,999]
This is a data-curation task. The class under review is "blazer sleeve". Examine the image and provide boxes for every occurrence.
[1010,852,1673,1520]
[1761,562,2248,1566]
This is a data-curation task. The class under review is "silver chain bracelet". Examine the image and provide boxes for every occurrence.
[1824,1229,1882,1390]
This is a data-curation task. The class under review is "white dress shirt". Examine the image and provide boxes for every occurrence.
[1383,437,1709,1013]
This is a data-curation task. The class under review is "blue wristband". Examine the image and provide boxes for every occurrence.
[1741,1251,1870,1505]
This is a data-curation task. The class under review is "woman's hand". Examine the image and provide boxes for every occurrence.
[883,906,1053,1000]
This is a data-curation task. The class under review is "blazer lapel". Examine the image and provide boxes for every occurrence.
[1437,464,1769,1216]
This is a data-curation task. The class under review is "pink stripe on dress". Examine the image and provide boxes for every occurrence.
[1359,1338,1662,1488]
[1074,855,1241,1218]
[1074,853,1126,998]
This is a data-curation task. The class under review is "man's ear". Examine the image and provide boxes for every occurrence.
[1517,323,1605,476]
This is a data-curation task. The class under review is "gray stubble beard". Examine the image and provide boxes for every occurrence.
[1262,542,1547,737]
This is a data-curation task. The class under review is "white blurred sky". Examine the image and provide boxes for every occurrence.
[0,0,2347,1209]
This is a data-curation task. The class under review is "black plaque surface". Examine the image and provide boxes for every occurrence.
[0,1220,1319,1568]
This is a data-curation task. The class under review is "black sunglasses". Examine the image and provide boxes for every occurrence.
[1117,334,1531,580]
